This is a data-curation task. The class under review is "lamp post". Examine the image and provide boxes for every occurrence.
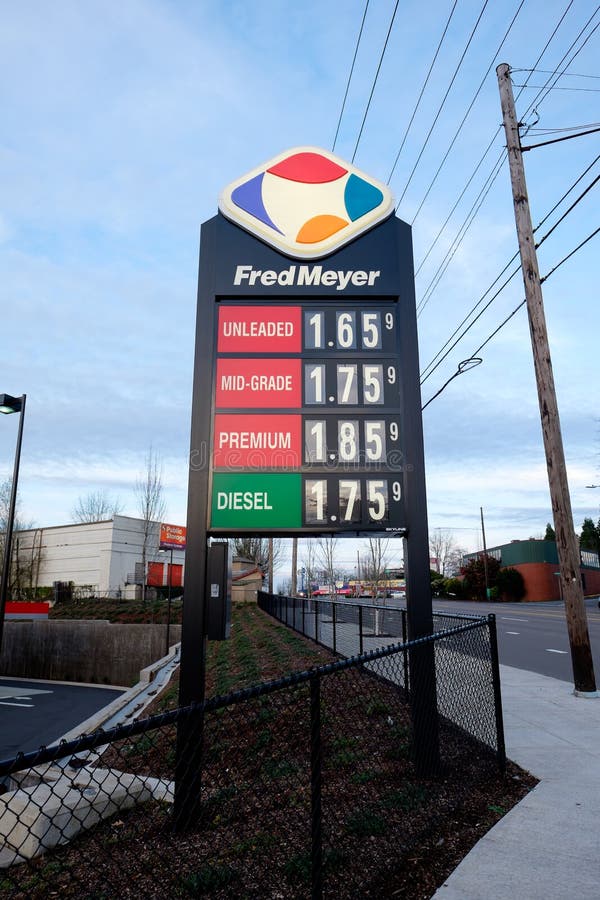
[159,546,174,656]
[0,393,26,655]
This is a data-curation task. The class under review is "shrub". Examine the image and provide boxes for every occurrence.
[442,577,465,599]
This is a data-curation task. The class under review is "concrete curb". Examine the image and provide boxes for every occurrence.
[57,642,181,745]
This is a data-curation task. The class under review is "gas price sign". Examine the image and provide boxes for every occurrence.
[209,301,406,533]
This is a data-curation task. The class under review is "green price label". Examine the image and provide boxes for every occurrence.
[210,473,302,529]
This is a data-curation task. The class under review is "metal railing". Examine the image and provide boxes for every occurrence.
[0,601,505,899]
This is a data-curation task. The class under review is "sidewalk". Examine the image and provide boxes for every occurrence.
[433,665,600,899]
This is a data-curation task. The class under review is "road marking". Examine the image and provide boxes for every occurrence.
[505,631,520,635]
[501,616,529,622]
[546,649,568,654]
[0,687,52,700]
[0,701,35,707]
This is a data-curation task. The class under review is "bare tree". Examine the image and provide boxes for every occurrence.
[232,537,282,586]
[429,529,464,576]
[362,537,391,596]
[135,448,166,602]
[316,535,340,598]
[71,490,123,523]
[300,538,317,597]
[0,479,43,599]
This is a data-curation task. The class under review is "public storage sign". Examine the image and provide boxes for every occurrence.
[159,523,187,550]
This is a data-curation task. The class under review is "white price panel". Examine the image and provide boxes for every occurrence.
[302,416,402,468]
[302,475,404,530]
[303,307,396,353]
[302,360,399,407]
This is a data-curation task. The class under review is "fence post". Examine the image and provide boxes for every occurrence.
[488,614,506,771]
[332,603,337,655]
[315,600,320,645]
[310,675,323,900]
[303,596,306,636]
[359,605,363,655]
[402,608,409,692]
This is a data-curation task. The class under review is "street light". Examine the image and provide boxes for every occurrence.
[158,546,174,657]
[0,393,26,655]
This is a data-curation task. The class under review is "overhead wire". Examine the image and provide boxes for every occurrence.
[414,0,578,286]
[351,0,401,163]
[331,0,371,153]
[386,0,459,185]
[419,157,600,383]
[409,0,526,227]
[511,68,600,78]
[522,126,600,150]
[518,9,600,117]
[395,0,491,210]
[416,154,506,316]
[413,2,595,319]
[422,222,600,408]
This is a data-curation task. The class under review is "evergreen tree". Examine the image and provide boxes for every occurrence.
[544,522,555,541]
[579,518,600,553]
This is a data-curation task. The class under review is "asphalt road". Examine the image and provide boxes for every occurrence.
[0,678,124,762]
[433,596,600,684]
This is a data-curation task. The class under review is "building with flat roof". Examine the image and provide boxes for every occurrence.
[9,516,185,599]
[464,539,600,602]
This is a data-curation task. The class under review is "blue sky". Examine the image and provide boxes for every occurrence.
[1,0,599,568]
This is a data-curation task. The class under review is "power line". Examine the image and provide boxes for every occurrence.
[331,0,371,153]
[416,153,505,316]
[511,68,600,79]
[522,126,600,150]
[386,0,459,184]
[420,262,521,384]
[421,225,600,407]
[414,2,578,293]
[395,0,491,210]
[513,84,600,92]
[518,9,600,118]
[525,123,600,134]
[410,0,526,226]
[533,152,600,229]
[351,0,401,163]
[535,171,600,249]
[540,224,600,283]
[419,159,599,382]
[413,3,596,318]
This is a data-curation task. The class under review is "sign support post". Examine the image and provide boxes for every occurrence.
[174,148,441,828]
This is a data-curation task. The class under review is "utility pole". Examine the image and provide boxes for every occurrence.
[480,507,490,600]
[497,63,596,695]
[291,537,298,596]
[268,537,274,593]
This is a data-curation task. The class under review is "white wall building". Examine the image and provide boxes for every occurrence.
[14,515,185,598]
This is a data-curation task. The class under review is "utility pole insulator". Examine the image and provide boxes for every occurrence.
[497,63,596,694]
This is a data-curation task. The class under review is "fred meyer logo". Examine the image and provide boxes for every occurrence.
[219,146,394,259]
[233,264,380,291]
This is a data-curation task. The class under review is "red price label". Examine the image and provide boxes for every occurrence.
[215,358,302,408]
[213,414,302,468]
[217,305,302,353]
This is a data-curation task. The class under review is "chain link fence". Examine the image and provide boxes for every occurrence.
[258,591,505,759]
[1,600,505,898]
